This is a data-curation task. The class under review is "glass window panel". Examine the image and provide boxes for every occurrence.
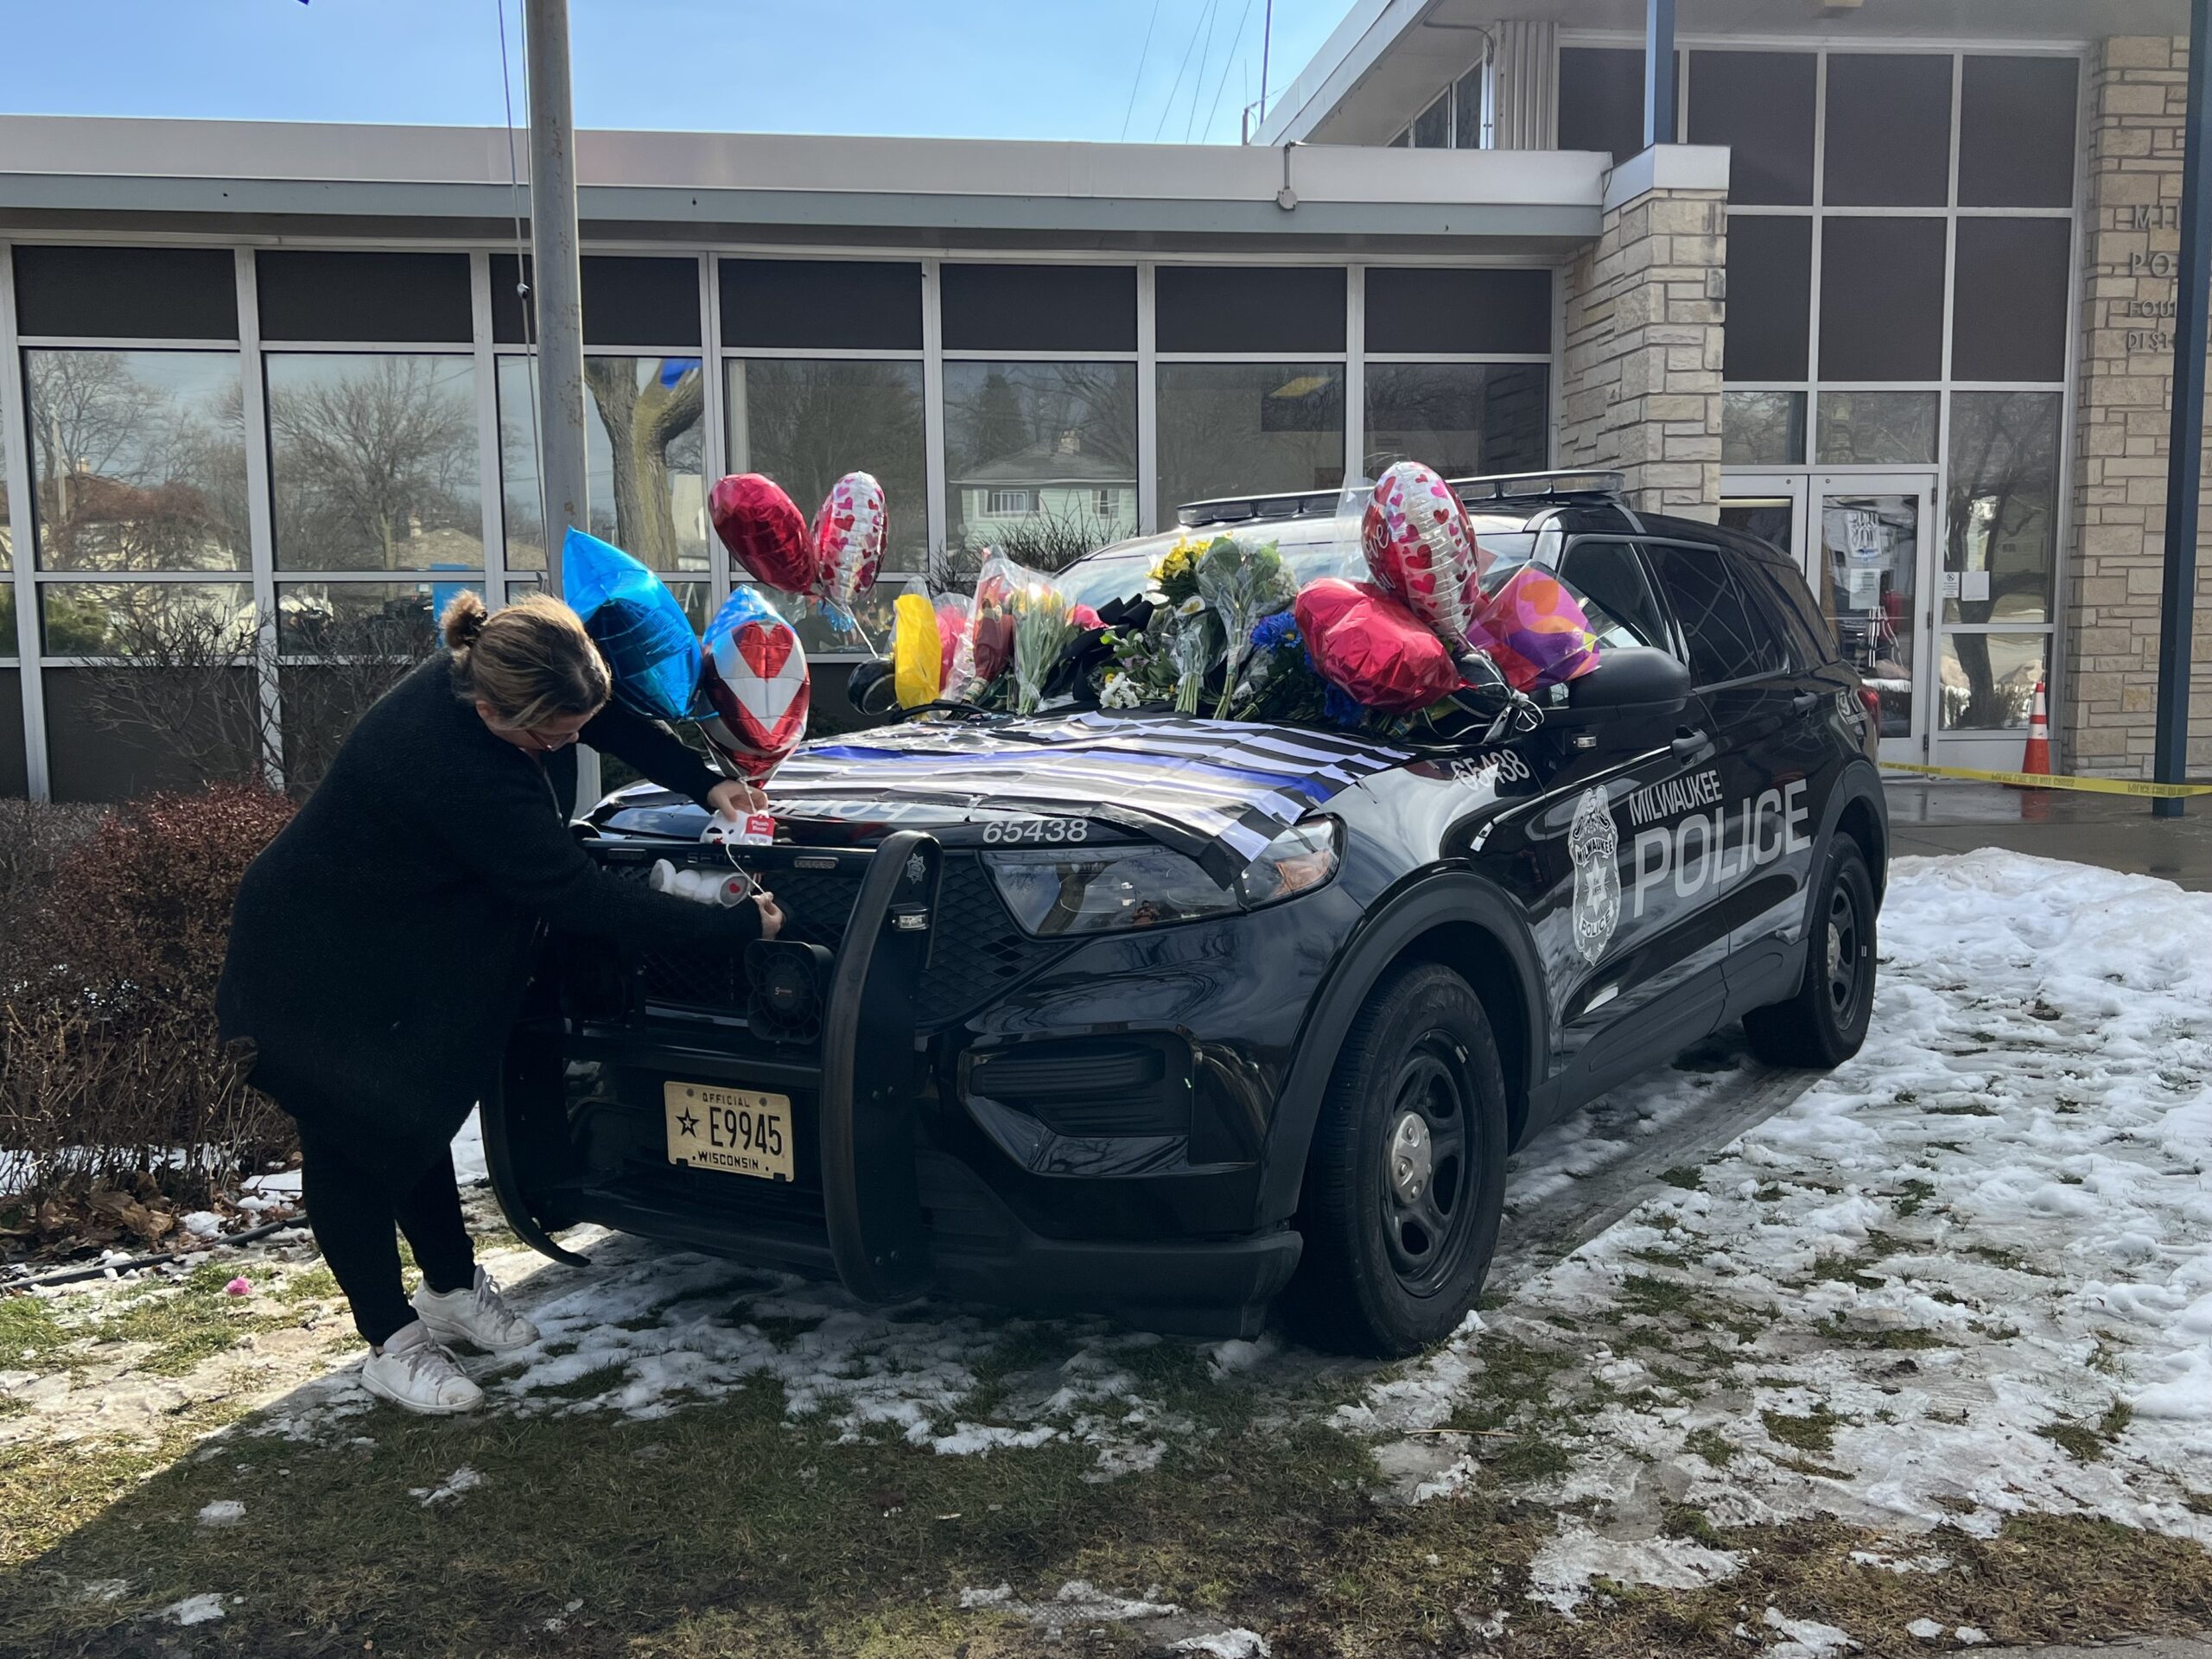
[779,580,903,658]
[276,578,480,657]
[1642,543,1786,685]
[1951,219,2071,383]
[1719,497,1797,563]
[491,255,704,348]
[1388,129,1410,149]
[724,359,928,575]
[1154,267,1345,353]
[1822,54,1954,207]
[1817,218,1946,381]
[943,361,1136,580]
[256,251,473,344]
[13,246,239,341]
[0,670,23,795]
[1688,51,1815,206]
[1363,362,1548,478]
[1558,46,1665,160]
[940,264,1136,353]
[39,581,255,657]
[1723,216,1813,382]
[24,350,250,574]
[1815,391,1937,466]
[41,664,262,804]
[1366,268,1550,354]
[267,354,482,573]
[1959,56,2079,209]
[719,260,923,351]
[1156,363,1344,527]
[1455,65,1484,149]
[1947,391,2060,626]
[1557,541,1672,649]
[1,421,12,660]
[1413,91,1451,148]
[1940,632,2049,730]
[1722,391,1805,466]
[499,355,708,582]
[1819,491,1919,736]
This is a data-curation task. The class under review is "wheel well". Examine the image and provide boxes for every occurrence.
[1398,923,1534,1147]
[1834,792,1888,899]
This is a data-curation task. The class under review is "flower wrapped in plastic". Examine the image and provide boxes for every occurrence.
[1149,537,1205,606]
[1010,583,1081,715]
[891,589,943,709]
[1193,535,1296,717]
[1167,595,1218,715]
[1465,567,1604,692]
[559,526,702,722]
[1293,575,1464,714]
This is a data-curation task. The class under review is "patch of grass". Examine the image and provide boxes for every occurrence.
[741,1313,825,1347]
[1657,1166,1705,1192]
[1619,1274,1699,1316]
[276,1265,340,1305]
[76,1265,288,1376]
[1894,1178,1937,1217]
[1489,1437,1573,1483]
[1817,1313,1944,1351]
[0,1294,71,1370]
[1661,1503,1727,1549]
[1964,1243,2051,1276]
[522,1361,635,1402]
[1927,1101,1999,1117]
[2039,1401,2133,1463]
[1683,1427,1737,1467]
[1761,1403,1844,1456]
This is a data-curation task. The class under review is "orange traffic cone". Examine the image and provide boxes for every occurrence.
[2018,676,2051,820]
[2022,677,2052,776]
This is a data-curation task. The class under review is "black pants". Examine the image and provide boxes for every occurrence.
[297,1121,477,1347]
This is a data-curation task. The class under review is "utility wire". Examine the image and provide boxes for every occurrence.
[1119,0,1164,142]
[1183,0,1225,143]
[1201,0,1259,143]
[1154,0,1217,143]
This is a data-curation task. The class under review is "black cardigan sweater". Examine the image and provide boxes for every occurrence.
[218,655,759,1166]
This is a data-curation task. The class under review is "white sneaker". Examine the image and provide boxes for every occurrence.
[411,1266,539,1353]
[361,1321,483,1415]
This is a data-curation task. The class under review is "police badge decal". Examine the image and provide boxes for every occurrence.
[1569,785,1621,965]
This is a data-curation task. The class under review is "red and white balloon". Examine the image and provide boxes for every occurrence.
[810,471,887,620]
[697,586,810,781]
[1361,461,1489,655]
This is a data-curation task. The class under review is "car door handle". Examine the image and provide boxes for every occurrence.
[1791,691,1821,713]
[1670,730,1707,759]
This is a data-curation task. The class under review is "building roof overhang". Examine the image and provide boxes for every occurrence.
[0,115,1611,255]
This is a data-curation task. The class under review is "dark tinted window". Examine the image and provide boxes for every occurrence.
[257,251,473,343]
[491,254,702,346]
[1688,52,1815,206]
[1741,554,1837,666]
[719,259,923,350]
[0,670,23,798]
[1959,56,2079,208]
[1154,266,1344,353]
[1818,218,1945,381]
[1559,46,1669,160]
[1644,543,1785,685]
[1367,268,1550,354]
[1560,540,1672,650]
[14,245,238,340]
[1413,92,1451,149]
[1723,216,1812,382]
[1823,54,1954,207]
[940,264,1136,352]
[1951,219,2071,382]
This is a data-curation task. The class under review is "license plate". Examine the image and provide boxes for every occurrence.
[664,1082,794,1182]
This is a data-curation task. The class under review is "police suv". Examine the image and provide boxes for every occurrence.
[489,471,1887,1357]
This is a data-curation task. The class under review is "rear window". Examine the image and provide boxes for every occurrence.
[1642,542,1789,686]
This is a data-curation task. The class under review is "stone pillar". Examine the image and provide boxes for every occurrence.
[1558,145,1729,522]
[2067,35,2212,778]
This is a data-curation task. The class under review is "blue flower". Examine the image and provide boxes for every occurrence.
[1249,609,1300,652]
[1323,684,1368,729]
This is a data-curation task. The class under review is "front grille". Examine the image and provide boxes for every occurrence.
[594,849,1066,1028]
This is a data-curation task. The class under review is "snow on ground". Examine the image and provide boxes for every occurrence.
[1345,849,2212,1609]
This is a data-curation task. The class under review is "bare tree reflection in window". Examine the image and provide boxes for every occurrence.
[1945,391,2058,728]
[584,357,704,572]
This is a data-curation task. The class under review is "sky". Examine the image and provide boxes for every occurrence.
[0,1,1351,144]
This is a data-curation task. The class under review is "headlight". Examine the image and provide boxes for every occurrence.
[983,818,1340,937]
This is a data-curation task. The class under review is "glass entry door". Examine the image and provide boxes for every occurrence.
[1720,475,1807,565]
[1814,474,1936,760]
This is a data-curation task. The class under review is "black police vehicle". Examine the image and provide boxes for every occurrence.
[487,471,1888,1357]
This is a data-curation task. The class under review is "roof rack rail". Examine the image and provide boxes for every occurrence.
[1446,468,1627,503]
[1174,469,1627,529]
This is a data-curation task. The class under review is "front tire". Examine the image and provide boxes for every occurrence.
[1744,839,1877,1069]
[1286,963,1509,1357]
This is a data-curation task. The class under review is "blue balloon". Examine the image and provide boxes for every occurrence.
[560,526,702,722]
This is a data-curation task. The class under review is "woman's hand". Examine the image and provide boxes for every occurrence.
[707,779,767,819]
[753,888,784,940]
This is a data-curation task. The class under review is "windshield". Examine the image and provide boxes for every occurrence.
[1049,518,1547,612]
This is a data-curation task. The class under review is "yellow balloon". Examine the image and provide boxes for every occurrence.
[893,592,942,709]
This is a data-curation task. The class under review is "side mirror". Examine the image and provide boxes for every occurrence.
[846,658,900,718]
[1548,647,1691,724]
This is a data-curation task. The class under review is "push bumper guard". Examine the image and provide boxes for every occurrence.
[486,830,942,1303]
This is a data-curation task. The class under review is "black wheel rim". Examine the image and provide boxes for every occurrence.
[1823,880,1864,1027]
[1375,1033,1480,1298]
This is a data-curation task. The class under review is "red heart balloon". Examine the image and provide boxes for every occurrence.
[734,619,793,681]
[709,474,813,594]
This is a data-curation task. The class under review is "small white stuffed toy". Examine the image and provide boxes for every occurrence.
[649,859,754,906]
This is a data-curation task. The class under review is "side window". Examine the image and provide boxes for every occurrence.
[1556,539,1672,651]
[1745,556,1839,666]
[1643,542,1787,687]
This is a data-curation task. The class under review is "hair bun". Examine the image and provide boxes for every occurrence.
[441,590,489,652]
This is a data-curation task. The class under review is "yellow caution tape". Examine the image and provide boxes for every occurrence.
[1879,760,2212,798]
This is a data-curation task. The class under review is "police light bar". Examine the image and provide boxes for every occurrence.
[1447,469,1628,504]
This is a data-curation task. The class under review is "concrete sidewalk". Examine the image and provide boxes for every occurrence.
[1980,1643,2211,1659]
[1885,780,2212,891]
